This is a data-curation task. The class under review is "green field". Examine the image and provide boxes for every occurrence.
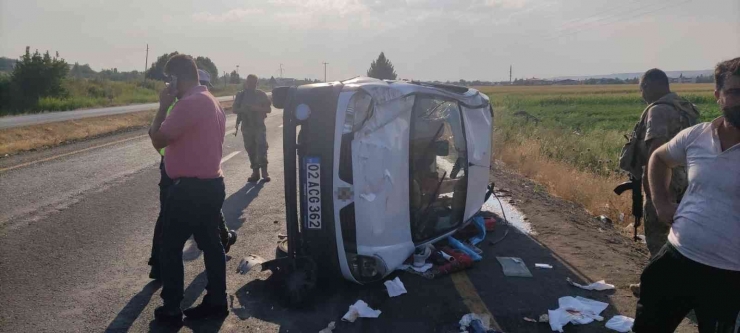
[480,83,718,176]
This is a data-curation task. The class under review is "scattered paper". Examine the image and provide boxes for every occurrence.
[318,321,336,333]
[535,263,553,269]
[605,315,634,332]
[384,277,407,297]
[397,263,433,273]
[342,300,381,322]
[523,317,537,323]
[567,277,615,291]
[496,257,533,277]
[538,314,549,323]
[459,313,491,331]
[548,296,609,332]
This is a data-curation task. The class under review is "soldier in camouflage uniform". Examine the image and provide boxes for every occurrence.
[627,69,699,295]
[233,74,272,183]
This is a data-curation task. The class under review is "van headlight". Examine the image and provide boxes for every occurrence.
[346,253,387,283]
[342,92,373,134]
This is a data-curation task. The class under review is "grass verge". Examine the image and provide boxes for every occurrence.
[0,101,233,156]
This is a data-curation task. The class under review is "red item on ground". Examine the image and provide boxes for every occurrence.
[431,247,474,277]
[484,217,496,231]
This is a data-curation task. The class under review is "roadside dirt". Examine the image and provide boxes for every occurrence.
[491,161,697,332]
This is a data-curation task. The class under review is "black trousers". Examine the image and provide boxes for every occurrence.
[634,243,740,333]
[160,177,227,307]
[149,159,229,268]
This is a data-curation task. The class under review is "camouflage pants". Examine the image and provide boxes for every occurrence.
[242,126,268,170]
[644,198,670,259]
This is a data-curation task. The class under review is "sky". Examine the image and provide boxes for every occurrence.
[1,0,739,82]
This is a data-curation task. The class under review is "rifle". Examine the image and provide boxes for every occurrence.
[614,176,643,241]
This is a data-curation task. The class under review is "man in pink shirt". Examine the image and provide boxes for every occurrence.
[148,55,227,324]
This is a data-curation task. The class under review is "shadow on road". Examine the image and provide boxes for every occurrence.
[104,280,161,333]
[227,223,626,333]
[108,182,263,332]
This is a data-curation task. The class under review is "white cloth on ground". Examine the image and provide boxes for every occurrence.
[548,296,609,332]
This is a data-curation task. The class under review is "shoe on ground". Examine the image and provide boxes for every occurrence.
[148,266,161,281]
[248,169,260,183]
[224,230,237,254]
[183,301,228,320]
[629,283,640,297]
[154,305,183,326]
[261,168,271,182]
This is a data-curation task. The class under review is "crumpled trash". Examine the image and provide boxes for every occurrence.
[318,321,336,333]
[605,315,634,332]
[236,254,266,274]
[567,277,615,291]
[384,277,407,297]
[459,313,503,333]
[342,300,381,322]
[535,263,553,269]
[398,263,433,273]
[548,296,609,332]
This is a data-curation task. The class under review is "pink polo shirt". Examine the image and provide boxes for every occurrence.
[160,85,225,179]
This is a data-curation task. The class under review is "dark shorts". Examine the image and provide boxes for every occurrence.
[634,243,740,333]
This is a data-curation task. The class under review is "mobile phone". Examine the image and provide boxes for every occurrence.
[167,75,178,95]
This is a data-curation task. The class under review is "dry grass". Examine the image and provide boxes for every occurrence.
[494,134,631,225]
[0,111,155,155]
[0,101,234,156]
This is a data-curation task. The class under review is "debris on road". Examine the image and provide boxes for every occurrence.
[605,315,634,332]
[523,317,538,323]
[341,300,381,323]
[318,321,336,333]
[459,313,497,333]
[496,257,533,277]
[548,296,609,332]
[236,254,266,274]
[535,263,553,269]
[539,314,549,322]
[567,277,615,291]
[384,277,407,297]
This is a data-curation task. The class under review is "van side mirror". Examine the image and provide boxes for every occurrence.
[434,140,450,156]
[272,86,291,109]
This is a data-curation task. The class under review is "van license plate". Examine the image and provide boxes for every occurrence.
[305,157,321,229]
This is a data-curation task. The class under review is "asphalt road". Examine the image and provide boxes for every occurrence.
[0,107,636,333]
[0,96,234,129]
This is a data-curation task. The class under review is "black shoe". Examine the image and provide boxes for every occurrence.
[183,301,228,320]
[148,266,160,280]
[154,305,183,326]
[223,230,237,254]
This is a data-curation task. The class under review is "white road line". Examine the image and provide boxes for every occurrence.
[221,151,240,164]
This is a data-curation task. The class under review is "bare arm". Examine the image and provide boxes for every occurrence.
[647,144,680,225]
[642,137,667,198]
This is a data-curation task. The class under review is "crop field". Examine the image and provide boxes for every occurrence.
[481,83,717,222]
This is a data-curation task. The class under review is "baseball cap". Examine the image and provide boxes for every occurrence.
[197,69,214,88]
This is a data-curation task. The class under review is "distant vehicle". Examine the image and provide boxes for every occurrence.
[240,77,493,304]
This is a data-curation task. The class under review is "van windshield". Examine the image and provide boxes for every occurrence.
[409,96,468,243]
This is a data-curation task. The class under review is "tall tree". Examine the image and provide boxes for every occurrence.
[195,56,218,83]
[8,47,69,111]
[366,52,397,80]
[145,51,179,81]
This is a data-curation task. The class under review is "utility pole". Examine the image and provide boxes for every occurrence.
[509,65,512,84]
[323,62,329,82]
[236,65,240,76]
[143,44,149,83]
[279,64,284,79]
